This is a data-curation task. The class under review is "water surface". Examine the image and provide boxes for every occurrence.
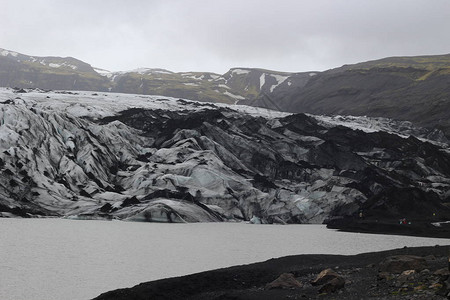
[1,218,448,300]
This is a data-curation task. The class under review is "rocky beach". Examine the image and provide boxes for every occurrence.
[94,244,450,299]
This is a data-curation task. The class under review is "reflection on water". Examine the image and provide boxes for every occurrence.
[1,218,448,300]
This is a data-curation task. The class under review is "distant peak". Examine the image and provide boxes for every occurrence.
[127,68,174,75]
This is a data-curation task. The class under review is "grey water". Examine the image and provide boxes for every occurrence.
[1,218,449,300]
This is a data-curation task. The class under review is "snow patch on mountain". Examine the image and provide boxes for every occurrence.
[269,74,289,92]
[179,73,205,80]
[223,91,245,100]
[48,62,78,70]
[231,69,251,75]
[130,68,173,75]
[94,68,113,78]
[260,74,266,89]
[1,50,18,57]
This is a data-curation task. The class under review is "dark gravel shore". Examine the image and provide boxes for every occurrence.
[93,244,450,300]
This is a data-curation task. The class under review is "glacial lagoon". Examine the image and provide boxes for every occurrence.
[1,218,449,300]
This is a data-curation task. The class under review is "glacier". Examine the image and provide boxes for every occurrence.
[0,87,449,223]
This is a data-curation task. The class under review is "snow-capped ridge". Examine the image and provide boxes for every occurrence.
[128,68,174,75]
[231,68,251,75]
[0,46,304,107]
[94,68,113,78]
[0,49,18,57]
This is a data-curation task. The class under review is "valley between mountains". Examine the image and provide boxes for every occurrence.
[1,88,449,229]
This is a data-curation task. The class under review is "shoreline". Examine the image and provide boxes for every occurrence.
[3,214,449,240]
[94,245,450,300]
[326,218,450,239]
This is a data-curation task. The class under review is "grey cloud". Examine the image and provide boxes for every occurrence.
[2,0,450,73]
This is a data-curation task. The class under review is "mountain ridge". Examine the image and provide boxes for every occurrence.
[0,47,307,104]
[2,47,450,138]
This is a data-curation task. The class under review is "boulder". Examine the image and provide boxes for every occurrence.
[434,268,450,277]
[311,268,343,287]
[265,273,303,290]
[318,277,345,293]
[378,255,427,274]
[436,276,450,298]
[377,271,393,281]
[419,268,431,276]
[396,270,417,287]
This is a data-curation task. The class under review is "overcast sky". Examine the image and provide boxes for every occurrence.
[2,0,450,74]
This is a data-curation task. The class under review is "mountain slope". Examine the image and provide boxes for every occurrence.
[1,88,449,224]
[0,48,309,104]
[0,48,110,91]
[265,54,450,137]
[110,68,231,103]
[108,67,311,104]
